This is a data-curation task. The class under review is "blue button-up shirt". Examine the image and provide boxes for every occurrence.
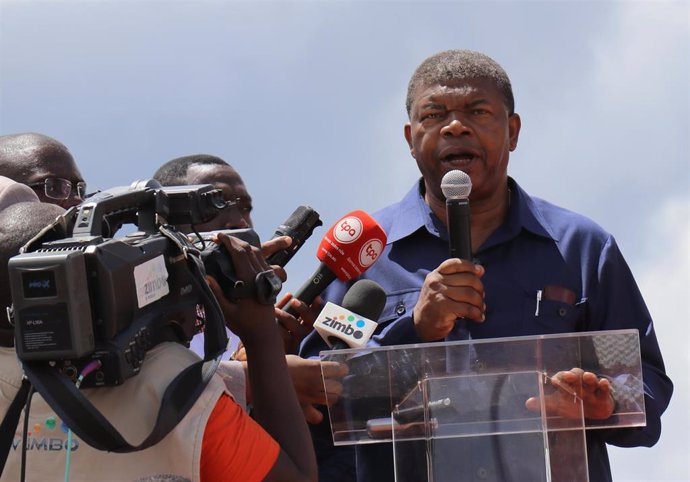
[301,178,672,482]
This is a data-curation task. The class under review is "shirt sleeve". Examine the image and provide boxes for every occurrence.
[589,235,673,447]
[201,393,280,482]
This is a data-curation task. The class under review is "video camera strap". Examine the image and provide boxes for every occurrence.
[17,226,229,453]
[0,378,31,472]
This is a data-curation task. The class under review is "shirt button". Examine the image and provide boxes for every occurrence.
[476,467,489,479]
[558,307,568,317]
[395,301,406,316]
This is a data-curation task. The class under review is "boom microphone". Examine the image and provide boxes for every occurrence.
[314,279,386,350]
[284,210,387,317]
[441,170,472,260]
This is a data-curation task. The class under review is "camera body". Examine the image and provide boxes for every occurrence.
[8,181,276,387]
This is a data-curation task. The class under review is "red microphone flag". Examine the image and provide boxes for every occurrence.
[317,210,387,281]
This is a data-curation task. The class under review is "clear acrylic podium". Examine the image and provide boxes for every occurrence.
[319,329,646,482]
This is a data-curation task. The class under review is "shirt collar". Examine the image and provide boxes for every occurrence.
[504,177,557,241]
[384,178,442,244]
[384,177,557,246]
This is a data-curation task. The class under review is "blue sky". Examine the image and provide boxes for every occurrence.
[1,1,688,479]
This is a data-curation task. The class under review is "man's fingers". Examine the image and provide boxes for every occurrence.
[261,235,292,258]
[302,404,324,425]
[436,258,484,276]
[276,292,293,310]
[322,379,344,401]
[321,361,349,379]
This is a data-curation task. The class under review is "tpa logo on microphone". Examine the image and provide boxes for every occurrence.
[333,216,363,244]
[359,239,383,267]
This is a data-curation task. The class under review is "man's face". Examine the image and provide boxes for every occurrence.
[24,148,86,209]
[185,163,253,230]
[404,78,521,206]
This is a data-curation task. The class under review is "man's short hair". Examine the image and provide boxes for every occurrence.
[0,202,65,308]
[0,133,74,181]
[406,49,515,117]
[153,155,228,186]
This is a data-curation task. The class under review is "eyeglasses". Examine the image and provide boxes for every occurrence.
[222,197,253,214]
[27,177,87,200]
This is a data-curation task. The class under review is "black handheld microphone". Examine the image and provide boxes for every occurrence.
[441,170,472,340]
[266,205,322,267]
[441,170,472,260]
[283,210,386,317]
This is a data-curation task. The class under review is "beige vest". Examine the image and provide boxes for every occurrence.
[0,344,246,482]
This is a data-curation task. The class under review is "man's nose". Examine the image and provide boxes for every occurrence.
[223,209,249,229]
[440,115,471,137]
[60,193,83,209]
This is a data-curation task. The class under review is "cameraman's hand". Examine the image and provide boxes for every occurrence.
[206,232,277,343]
[275,294,322,354]
[285,355,348,424]
[261,235,291,282]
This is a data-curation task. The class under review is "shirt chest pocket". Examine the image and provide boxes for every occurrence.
[527,293,588,335]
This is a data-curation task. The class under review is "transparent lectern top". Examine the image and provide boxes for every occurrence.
[319,329,645,445]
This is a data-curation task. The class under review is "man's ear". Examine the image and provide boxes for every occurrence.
[404,122,415,158]
[508,113,521,152]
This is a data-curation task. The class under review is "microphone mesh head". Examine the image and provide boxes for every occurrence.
[441,170,472,200]
[342,279,386,321]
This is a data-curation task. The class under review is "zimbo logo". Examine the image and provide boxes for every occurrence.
[321,315,366,340]
[12,417,80,452]
[12,437,79,452]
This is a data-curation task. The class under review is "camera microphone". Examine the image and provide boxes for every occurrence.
[283,210,386,317]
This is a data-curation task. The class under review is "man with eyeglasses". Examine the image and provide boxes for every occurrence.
[0,132,86,209]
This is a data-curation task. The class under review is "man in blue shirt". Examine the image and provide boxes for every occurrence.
[300,49,672,481]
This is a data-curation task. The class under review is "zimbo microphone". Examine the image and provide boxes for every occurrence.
[283,210,387,317]
[313,279,386,350]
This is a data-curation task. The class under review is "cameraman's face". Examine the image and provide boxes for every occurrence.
[186,164,253,230]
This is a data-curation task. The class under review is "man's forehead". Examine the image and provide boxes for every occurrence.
[187,163,240,183]
[414,78,501,103]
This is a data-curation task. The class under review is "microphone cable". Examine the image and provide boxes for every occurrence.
[63,360,102,482]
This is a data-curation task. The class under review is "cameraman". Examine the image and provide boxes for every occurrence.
[0,200,317,481]
[154,154,345,425]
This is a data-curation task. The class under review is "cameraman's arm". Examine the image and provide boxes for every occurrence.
[207,234,317,482]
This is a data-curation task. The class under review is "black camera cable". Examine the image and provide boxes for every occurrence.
[19,384,34,482]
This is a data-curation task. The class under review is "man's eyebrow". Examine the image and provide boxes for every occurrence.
[466,98,492,107]
[419,101,445,110]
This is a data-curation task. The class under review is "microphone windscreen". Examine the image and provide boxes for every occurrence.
[316,210,387,281]
[341,279,386,322]
[441,170,472,200]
